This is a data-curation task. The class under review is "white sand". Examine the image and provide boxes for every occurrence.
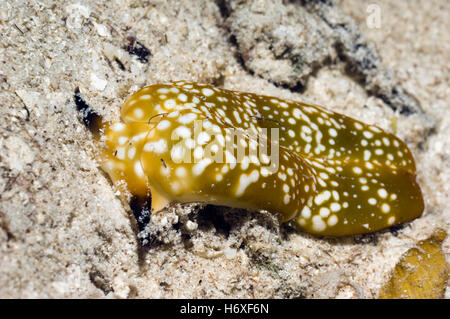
[0,0,447,298]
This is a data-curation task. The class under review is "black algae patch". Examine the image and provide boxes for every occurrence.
[125,37,151,63]
[74,87,102,136]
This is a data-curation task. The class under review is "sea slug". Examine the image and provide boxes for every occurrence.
[75,81,424,242]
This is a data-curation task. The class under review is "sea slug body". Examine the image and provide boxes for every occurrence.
[78,81,424,239]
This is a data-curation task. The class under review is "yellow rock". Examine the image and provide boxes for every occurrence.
[379,229,449,299]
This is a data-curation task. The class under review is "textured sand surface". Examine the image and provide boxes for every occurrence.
[0,0,448,298]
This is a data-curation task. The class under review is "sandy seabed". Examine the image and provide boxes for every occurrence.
[0,0,448,298]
